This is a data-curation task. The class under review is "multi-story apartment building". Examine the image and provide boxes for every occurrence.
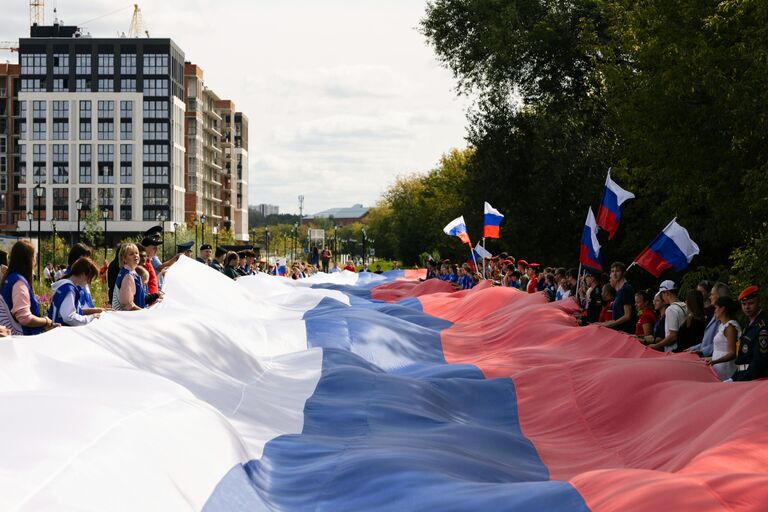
[255,204,279,217]
[0,63,19,231]
[16,22,186,240]
[185,64,249,241]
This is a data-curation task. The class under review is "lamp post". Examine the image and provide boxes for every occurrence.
[361,228,367,267]
[264,226,270,262]
[194,217,199,258]
[157,212,167,260]
[333,225,339,262]
[51,219,57,270]
[26,210,32,240]
[101,208,109,261]
[212,225,218,249]
[75,198,84,244]
[173,223,178,251]
[33,183,44,281]
[292,222,298,262]
[200,214,207,247]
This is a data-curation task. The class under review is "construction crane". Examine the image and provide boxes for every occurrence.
[0,42,19,52]
[30,0,44,26]
[127,4,149,38]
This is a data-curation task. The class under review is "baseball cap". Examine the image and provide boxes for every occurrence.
[658,280,676,293]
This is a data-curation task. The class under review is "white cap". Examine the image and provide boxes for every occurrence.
[658,280,676,293]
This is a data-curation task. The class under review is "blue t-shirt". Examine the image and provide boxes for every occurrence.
[612,281,636,333]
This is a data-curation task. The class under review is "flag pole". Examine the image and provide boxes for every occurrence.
[469,241,479,273]
[482,236,487,279]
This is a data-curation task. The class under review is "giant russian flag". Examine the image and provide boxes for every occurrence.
[1,256,766,511]
[443,215,471,244]
[596,169,635,239]
[483,201,504,238]
[634,218,700,278]
[579,207,602,270]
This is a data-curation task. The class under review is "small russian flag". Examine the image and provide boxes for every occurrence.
[443,216,471,245]
[596,169,635,239]
[483,202,504,239]
[579,208,602,271]
[634,219,700,278]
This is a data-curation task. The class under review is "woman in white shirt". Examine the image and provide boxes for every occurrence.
[707,296,741,380]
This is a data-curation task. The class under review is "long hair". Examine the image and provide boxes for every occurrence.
[0,240,36,291]
[685,289,705,325]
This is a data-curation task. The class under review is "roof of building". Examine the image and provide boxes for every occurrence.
[304,204,369,220]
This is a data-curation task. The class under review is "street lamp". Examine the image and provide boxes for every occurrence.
[212,225,218,249]
[194,217,199,257]
[26,211,32,240]
[33,183,44,281]
[101,208,109,261]
[173,223,178,251]
[361,228,367,266]
[51,219,57,270]
[75,198,84,244]
[333,225,339,261]
[157,212,167,260]
[264,226,270,262]
[292,222,298,262]
[200,214,207,247]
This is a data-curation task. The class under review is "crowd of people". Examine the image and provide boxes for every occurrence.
[423,254,766,382]
[0,229,764,384]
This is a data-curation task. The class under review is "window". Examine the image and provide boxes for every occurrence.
[97,79,114,92]
[0,136,5,154]
[142,187,169,219]
[97,144,114,184]
[79,120,91,140]
[143,54,169,75]
[21,54,46,74]
[53,101,69,118]
[33,101,46,119]
[17,145,26,184]
[142,165,169,184]
[52,54,69,74]
[120,100,133,119]
[120,144,133,184]
[120,54,136,74]
[143,79,168,97]
[143,144,168,162]
[98,101,114,118]
[78,188,92,210]
[19,120,27,139]
[120,78,136,92]
[143,122,168,141]
[76,78,91,92]
[80,100,92,119]
[98,188,114,219]
[76,54,91,75]
[53,188,69,220]
[53,121,69,140]
[98,120,114,140]
[97,54,114,75]
[32,144,46,183]
[53,78,68,92]
[20,79,45,92]
[52,144,69,184]
[120,188,132,220]
[18,101,26,118]
[79,144,92,184]
[0,156,6,173]
[143,100,169,119]
[32,121,46,140]
[120,121,133,140]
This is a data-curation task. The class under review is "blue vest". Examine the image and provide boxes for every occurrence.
[1,272,42,335]
[48,282,82,326]
[115,268,146,309]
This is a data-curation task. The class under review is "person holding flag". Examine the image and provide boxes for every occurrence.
[596,169,635,239]
[580,208,602,271]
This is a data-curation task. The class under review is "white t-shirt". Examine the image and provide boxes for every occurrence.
[664,301,687,352]
[43,267,51,280]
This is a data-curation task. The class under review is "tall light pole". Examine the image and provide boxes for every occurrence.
[194,217,199,258]
[361,228,367,267]
[26,211,32,240]
[33,183,43,281]
[157,212,167,260]
[75,198,84,244]
[334,225,339,262]
[264,226,270,262]
[292,222,298,262]
[51,219,57,270]
[201,214,207,247]
[101,208,109,261]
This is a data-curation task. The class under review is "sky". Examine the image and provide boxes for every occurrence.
[0,0,469,216]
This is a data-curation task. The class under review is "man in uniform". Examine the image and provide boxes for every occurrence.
[732,285,768,381]
[197,244,212,264]
[177,241,193,258]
